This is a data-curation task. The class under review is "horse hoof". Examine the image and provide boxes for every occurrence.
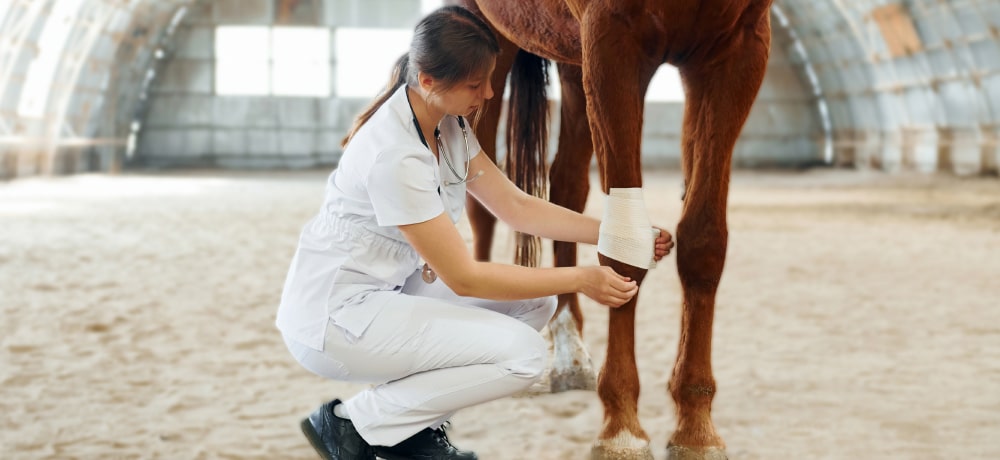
[549,367,597,392]
[591,444,654,460]
[666,444,728,460]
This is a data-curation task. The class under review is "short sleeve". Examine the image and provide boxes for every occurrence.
[367,148,444,226]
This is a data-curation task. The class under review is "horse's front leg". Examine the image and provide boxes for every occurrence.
[578,12,660,460]
[548,62,598,393]
[668,11,771,460]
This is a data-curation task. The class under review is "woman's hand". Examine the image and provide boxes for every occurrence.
[579,266,638,308]
[653,227,675,262]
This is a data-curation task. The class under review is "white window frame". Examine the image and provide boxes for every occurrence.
[334,28,412,99]
[214,25,330,97]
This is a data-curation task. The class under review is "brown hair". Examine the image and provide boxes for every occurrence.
[341,6,500,147]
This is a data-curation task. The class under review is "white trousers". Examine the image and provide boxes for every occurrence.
[283,269,557,447]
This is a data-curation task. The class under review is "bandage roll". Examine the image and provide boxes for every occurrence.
[598,188,657,269]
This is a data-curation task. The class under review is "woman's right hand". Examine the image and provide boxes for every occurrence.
[578,266,638,308]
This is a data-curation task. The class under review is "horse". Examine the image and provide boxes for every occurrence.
[453,0,773,458]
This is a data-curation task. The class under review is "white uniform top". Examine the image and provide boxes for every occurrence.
[276,85,482,351]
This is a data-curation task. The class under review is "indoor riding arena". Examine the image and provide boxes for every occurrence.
[2,1,998,459]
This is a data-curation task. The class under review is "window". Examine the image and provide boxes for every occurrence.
[421,0,440,15]
[215,26,270,96]
[215,26,330,97]
[18,0,85,117]
[272,27,330,96]
[0,2,13,25]
[334,28,412,98]
[329,25,684,102]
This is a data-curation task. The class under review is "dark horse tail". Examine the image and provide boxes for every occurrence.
[506,49,549,267]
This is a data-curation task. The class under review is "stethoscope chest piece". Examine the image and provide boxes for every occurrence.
[421,263,437,284]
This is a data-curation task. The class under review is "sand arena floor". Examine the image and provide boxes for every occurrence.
[2,168,999,459]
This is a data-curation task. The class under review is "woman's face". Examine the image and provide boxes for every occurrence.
[430,60,496,117]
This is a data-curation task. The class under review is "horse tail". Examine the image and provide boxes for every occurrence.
[506,49,549,267]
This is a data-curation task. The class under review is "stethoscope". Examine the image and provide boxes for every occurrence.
[407,90,483,186]
[406,89,485,284]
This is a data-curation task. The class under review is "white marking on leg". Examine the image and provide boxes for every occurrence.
[549,307,596,391]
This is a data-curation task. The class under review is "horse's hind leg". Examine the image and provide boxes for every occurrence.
[548,62,597,393]
[463,16,518,261]
[668,15,771,460]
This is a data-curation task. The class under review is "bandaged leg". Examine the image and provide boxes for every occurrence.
[598,188,658,269]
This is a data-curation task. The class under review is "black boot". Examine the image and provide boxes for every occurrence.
[372,424,477,460]
[300,399,375,460]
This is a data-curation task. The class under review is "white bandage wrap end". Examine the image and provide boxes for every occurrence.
[598,188,658,269]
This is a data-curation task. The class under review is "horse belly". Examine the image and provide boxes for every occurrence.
[473,0,582,63]
[655,0,772,60]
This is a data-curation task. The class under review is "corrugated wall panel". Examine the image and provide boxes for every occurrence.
[2,0,996,178]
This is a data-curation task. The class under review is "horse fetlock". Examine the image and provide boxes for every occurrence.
[682,383,716,397]
[670,381,718,408]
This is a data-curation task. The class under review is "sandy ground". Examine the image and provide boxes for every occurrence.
[2,168,999,459]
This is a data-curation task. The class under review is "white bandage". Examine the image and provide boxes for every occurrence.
[598,188,658,269]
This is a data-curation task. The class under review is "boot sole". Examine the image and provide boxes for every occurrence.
[372,452,431,460]
[300,418,337,460]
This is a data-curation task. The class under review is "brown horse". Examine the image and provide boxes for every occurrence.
[455,0,773,458]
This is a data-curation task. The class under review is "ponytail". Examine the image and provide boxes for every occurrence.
[341,53,411,147]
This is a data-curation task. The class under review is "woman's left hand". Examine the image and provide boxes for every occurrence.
[653,226,675,262]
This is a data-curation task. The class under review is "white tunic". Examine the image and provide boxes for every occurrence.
[276,85,482,350]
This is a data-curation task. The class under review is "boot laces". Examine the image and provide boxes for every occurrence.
[430,422,453,447]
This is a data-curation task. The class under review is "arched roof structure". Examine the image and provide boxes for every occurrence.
[0,0,997,179]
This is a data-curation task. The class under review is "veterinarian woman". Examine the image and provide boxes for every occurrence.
[277,6,673,460]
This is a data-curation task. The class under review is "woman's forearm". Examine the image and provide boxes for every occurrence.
[449,262,582,300]
[447,259,637,308]
[500,193,600,245]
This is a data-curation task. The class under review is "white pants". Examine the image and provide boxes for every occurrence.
[283,269,557,447]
